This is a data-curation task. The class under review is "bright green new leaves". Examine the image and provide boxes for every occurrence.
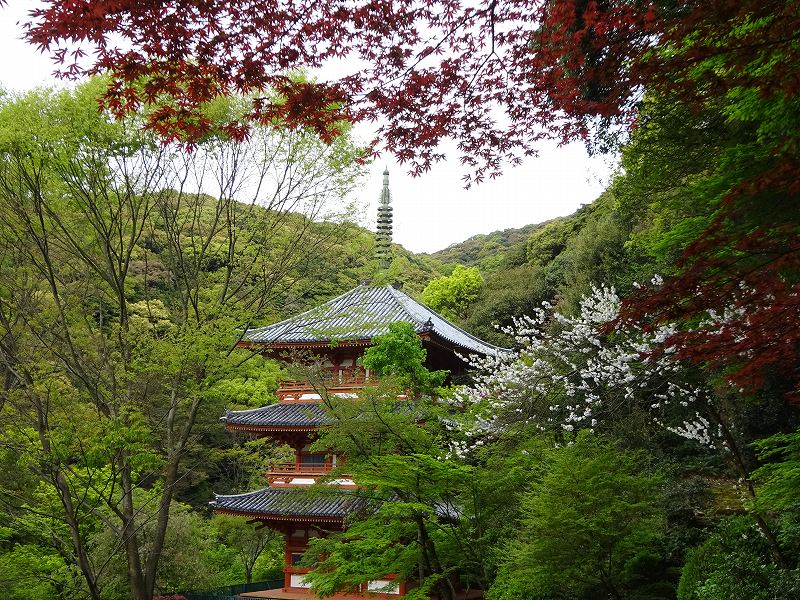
[751,429,800,513]
[361,322,447,395]
[421,265,483,322]
[304,454,474,599]
[307,333,474,599]
[0,542,77,600]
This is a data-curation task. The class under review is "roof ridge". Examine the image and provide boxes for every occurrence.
[240,283,507,355]
[215,486,355,498]
[213,487,276,500]
[224,401,321,417]
[245,284,368,335]
[383,284,426,328]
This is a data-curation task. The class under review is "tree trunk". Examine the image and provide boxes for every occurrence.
[120,463,149,600]
[710,403,788,569]
[143,393,203,598]
[414,514,454,600]
[52,465,103,600]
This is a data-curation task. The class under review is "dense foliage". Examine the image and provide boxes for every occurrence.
[421,266,484,322]
[489,435,669,600]
[2,1,800,599]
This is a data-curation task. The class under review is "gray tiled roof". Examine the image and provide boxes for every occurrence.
[243,285,506,356]
[211,487,364,520]
[223,402,330,429]
[223,400,427,429]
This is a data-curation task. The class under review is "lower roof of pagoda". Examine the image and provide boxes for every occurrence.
[222,402,331,431]
[211,486,364,523]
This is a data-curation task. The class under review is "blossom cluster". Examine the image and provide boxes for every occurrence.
[451,285,718,455]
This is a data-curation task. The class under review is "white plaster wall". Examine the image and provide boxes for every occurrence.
[290,575,312,589]
[367,580,400,594]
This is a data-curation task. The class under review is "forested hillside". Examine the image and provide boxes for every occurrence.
[421,195,619,344]
[426,223,543,272]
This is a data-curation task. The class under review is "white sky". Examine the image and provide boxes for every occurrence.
[0,0,615,254]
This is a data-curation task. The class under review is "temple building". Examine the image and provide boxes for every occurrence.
[212,171,503,599]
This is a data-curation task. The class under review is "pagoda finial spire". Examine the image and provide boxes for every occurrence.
[375,167,393,270]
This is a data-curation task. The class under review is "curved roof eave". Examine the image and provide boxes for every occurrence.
[240,284,509,357]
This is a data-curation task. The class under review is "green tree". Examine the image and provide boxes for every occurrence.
[360,322,447,395]
[91,499,220,597]
[0,80,363,600]
[462,263,548,345]
[303,452,478,600]
[300,327,482,600]
[751,428,800,513]
[421,265,483,322]
[210,514,280,584]
[0,541,78,600]
[488,434,669,600]
[677,517,800,600]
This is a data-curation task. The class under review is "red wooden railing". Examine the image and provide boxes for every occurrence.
[276,368,371,400]
[268,463,334,475]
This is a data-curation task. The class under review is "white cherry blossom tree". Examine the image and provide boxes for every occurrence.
[451,284,788,567]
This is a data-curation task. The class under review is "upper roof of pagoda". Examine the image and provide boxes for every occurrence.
[240,284,505,357]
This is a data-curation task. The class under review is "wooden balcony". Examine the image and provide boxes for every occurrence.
[267,462,334,485]
[277,369,372,401]
[269,463,334,475]
[266,460,356,487]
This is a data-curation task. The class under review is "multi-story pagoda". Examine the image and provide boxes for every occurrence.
[212,172,503,599]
